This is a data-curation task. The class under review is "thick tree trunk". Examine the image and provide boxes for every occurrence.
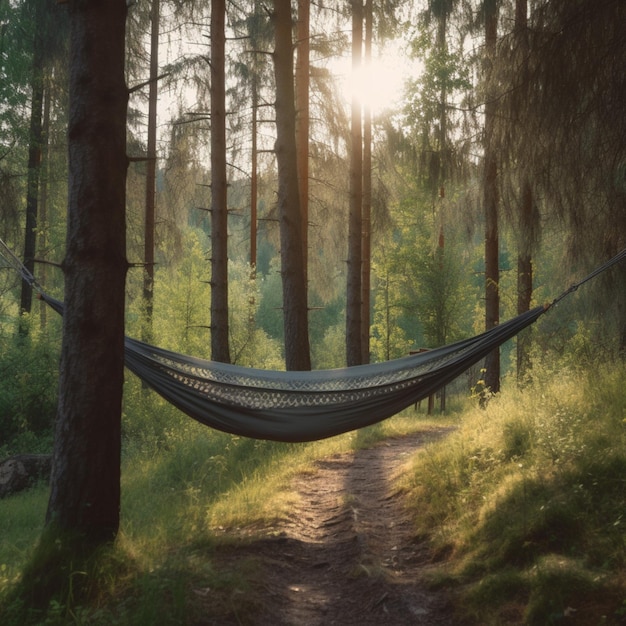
[273,0,311,371]
[346,0,363,367]
[210,0,231,363]
[143,0,159,343]
[45,0,128,544]
[483,0,500,395]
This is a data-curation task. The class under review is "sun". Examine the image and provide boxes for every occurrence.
[332,42,416,115]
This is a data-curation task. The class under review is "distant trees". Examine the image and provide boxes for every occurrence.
[18,0,67,324]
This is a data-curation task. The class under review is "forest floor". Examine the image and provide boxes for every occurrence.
[198,428,472,625]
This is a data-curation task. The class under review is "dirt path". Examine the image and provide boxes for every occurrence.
[204,428,463,625]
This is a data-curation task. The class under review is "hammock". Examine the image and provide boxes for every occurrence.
[2,238,625,442]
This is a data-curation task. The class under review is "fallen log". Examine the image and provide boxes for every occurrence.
[0,454,51,498]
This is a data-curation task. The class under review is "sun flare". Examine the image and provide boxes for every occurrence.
[333,43,417,115]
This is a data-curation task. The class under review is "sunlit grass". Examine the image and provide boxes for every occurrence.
[5,357,623,624]
[0,387,452,624]
[401,361,626,624]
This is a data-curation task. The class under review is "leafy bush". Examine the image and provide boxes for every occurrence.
[0,332,59,456]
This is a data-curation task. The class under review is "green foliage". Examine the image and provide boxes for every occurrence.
[403,361,626,624]
[313,322,346,369]
[370,179,477,362]
[0,329,59,456]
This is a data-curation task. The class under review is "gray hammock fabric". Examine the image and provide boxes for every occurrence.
[2,238,625,443]
[122,306,546,441]
[42,292,544,441]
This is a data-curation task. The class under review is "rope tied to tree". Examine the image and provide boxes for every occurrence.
[548,247,626,309]
[0,237,44,295]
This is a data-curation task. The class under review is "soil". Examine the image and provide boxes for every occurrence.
[199,428,468,625]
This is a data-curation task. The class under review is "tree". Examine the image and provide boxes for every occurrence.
[210,0,231,363]
[520,0,626,352]
[272,0,311,370]
[19,0,45,323]
[45,0,128,544]
[494,0,539,381]
[296,0,310,286]
[512,0,535,381]
[346,0,364,367]
[360,0,372,364]
[142,0,160,343]
[19,0,67,324]
[482,0,500,395]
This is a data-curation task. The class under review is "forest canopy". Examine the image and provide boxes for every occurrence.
[1,0,624,372]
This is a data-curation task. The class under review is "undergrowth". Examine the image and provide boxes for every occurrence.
[5,357,623,624]
[0,376,448,625]
[402,360,626,625]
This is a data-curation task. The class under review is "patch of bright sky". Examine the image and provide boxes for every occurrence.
[330,38,422,117]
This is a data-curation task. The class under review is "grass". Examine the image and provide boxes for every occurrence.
[0,385,453,625]
[401,361,626,624]
[3,361,624,624]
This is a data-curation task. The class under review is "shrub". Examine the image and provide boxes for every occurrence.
[0,333,58,455]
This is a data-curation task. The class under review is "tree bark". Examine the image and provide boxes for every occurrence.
[360,0,372,364]
[515,0,533,382]
[273,0,311,371]
[45,0,128,544]
[483,0,500,395]
[296,0,309,285]
[38,75,52,330]
[346,0,363,367]
[210,0,231,363]
[143,0,159,344]
[20,0,46,324]
[250,73,258,273]
[517,180,533,380]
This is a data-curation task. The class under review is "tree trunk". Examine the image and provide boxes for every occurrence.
[45,0,128,545]
[210,0,231,363]
[296,0,309,284]
[250,73,258,273]
[483,0,500,395]
[19,0,45,324]
[38,75,52,330]
[143,0,159,344]
[517,180,533,380]
[346,0,363,367]
[515,0,533,382]
[273,0,311,371]
[360,0,372,364]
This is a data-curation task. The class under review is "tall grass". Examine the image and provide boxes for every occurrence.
[402,361,626,624]
[1,374,448,625]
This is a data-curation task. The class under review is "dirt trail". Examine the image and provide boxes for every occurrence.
[205,429,463,625]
